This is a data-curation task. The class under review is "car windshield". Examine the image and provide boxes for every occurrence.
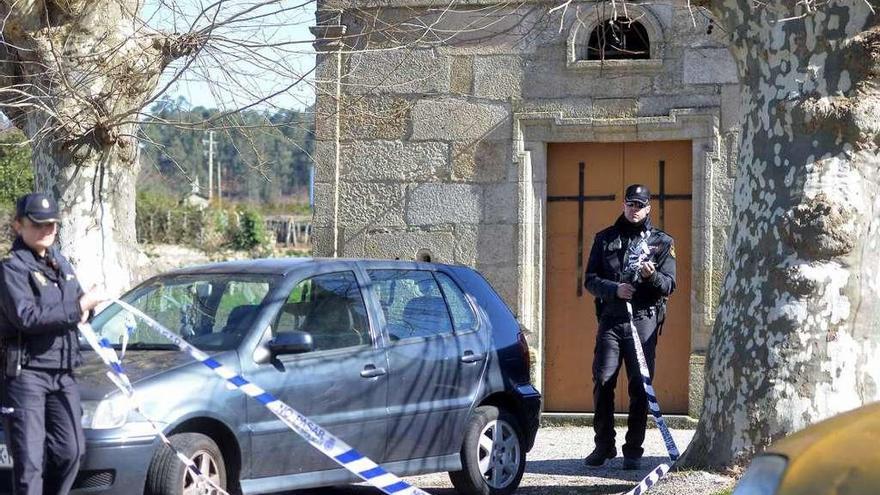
[90,273,282,351]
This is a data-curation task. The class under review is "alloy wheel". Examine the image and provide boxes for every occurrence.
[182,449,222,495]
[476,419,521,489]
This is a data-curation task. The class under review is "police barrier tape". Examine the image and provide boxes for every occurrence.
[88,299,432,495]
[617,231,680,495]
[77,320,230,495]
[619,301,680,495]
[624,463,670,495]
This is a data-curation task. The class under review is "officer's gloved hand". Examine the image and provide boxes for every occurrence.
[616,283,635,300]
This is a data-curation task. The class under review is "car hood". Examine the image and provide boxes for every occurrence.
[77,350,205,400]
[767,401,880,495]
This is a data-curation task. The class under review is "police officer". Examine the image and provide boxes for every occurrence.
[0,193,106,495]
[582,184,676,470]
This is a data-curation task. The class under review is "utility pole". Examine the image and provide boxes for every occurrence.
[217,161,222,206]
[202,131,215,200]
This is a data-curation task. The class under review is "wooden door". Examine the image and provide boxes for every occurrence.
[544,141,692,413]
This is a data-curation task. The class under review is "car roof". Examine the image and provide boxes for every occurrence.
[157,257,466,278]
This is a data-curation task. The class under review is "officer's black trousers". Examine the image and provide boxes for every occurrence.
[592,313,659,459]
[1,369,85,495]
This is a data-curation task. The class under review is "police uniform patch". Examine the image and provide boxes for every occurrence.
[670,242,676,259]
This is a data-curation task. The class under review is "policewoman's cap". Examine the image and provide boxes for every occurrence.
[624,184,651,206]
[15,193,60,224]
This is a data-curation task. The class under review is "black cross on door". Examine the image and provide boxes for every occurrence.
[547,162,616,297]
[652,160,692,229]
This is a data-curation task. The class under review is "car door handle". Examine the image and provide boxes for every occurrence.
[461,351,485,363]
[360,365,387,378]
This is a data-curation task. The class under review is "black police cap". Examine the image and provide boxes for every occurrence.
[625,184,651,206]
[15,193,60,224]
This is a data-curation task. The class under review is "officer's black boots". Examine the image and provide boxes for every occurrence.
[583,445,617,467]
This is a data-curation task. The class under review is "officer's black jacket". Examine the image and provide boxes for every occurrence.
[584,215,676,323]
[0,237,84,369]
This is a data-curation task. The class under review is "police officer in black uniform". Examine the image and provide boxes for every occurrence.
[0,193,106,495]
[582,184,676,470]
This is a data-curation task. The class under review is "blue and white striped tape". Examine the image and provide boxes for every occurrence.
[102,299,431,495]
[619,301,680,495]
[627,301,679,461]
[625,463,670,495]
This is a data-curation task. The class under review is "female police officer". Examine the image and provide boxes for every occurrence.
[0,193,105,495]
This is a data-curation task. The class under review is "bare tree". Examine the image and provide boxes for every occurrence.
[676,0,880,470]
[0,1,317,292]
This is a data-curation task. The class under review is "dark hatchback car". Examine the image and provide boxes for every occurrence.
[0,259,540,495]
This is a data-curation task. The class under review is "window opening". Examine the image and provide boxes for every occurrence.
[585,18,650,60]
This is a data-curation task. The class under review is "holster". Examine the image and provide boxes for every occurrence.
[1,334,22,378]
[656,298,668,336]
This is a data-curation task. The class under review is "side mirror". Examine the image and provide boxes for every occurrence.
[267,331,314,356]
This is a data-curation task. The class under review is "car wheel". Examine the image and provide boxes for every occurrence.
[449,405,526,495]
[145,432,227,495]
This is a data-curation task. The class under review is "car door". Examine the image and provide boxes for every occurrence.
[366,266,489,462]
[242,268,389,479]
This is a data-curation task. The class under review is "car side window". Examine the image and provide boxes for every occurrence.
[213,281,271,334]
[368,270,454,341]
[435,272,477,333]
[274,271,371,352]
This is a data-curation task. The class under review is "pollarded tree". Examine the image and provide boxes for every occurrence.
[0,2,207,292]
[679,0,880,469]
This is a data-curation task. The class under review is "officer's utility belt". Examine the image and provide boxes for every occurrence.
[632,300,669,335]
[631,306,658,319]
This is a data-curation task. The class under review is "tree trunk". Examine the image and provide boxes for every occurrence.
[680,1,880,469]
[27,116,140,293]
[1,1,193,293]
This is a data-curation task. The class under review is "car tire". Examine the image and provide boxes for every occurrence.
[145,432,227,495]
[449,405,526,495]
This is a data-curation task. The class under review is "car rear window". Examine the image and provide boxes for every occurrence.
[368,270,454,340]
[434,272,477,333]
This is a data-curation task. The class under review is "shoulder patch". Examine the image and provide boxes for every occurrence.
[669,242,676,259]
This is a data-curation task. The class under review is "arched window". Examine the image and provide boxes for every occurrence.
[585,18,651,61]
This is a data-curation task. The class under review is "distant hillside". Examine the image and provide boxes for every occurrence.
[139,97,314,205]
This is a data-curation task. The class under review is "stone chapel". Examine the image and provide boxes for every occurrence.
[311,0,741,419]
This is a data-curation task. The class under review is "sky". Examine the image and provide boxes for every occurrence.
[144,1,318,112]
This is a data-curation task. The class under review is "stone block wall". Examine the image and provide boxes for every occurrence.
[312,1,742,414]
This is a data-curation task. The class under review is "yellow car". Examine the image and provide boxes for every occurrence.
[734,401,880,495]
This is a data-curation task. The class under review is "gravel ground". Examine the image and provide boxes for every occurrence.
[292,426,735,495]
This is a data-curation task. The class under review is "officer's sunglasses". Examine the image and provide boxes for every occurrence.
[625,201,648,209]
